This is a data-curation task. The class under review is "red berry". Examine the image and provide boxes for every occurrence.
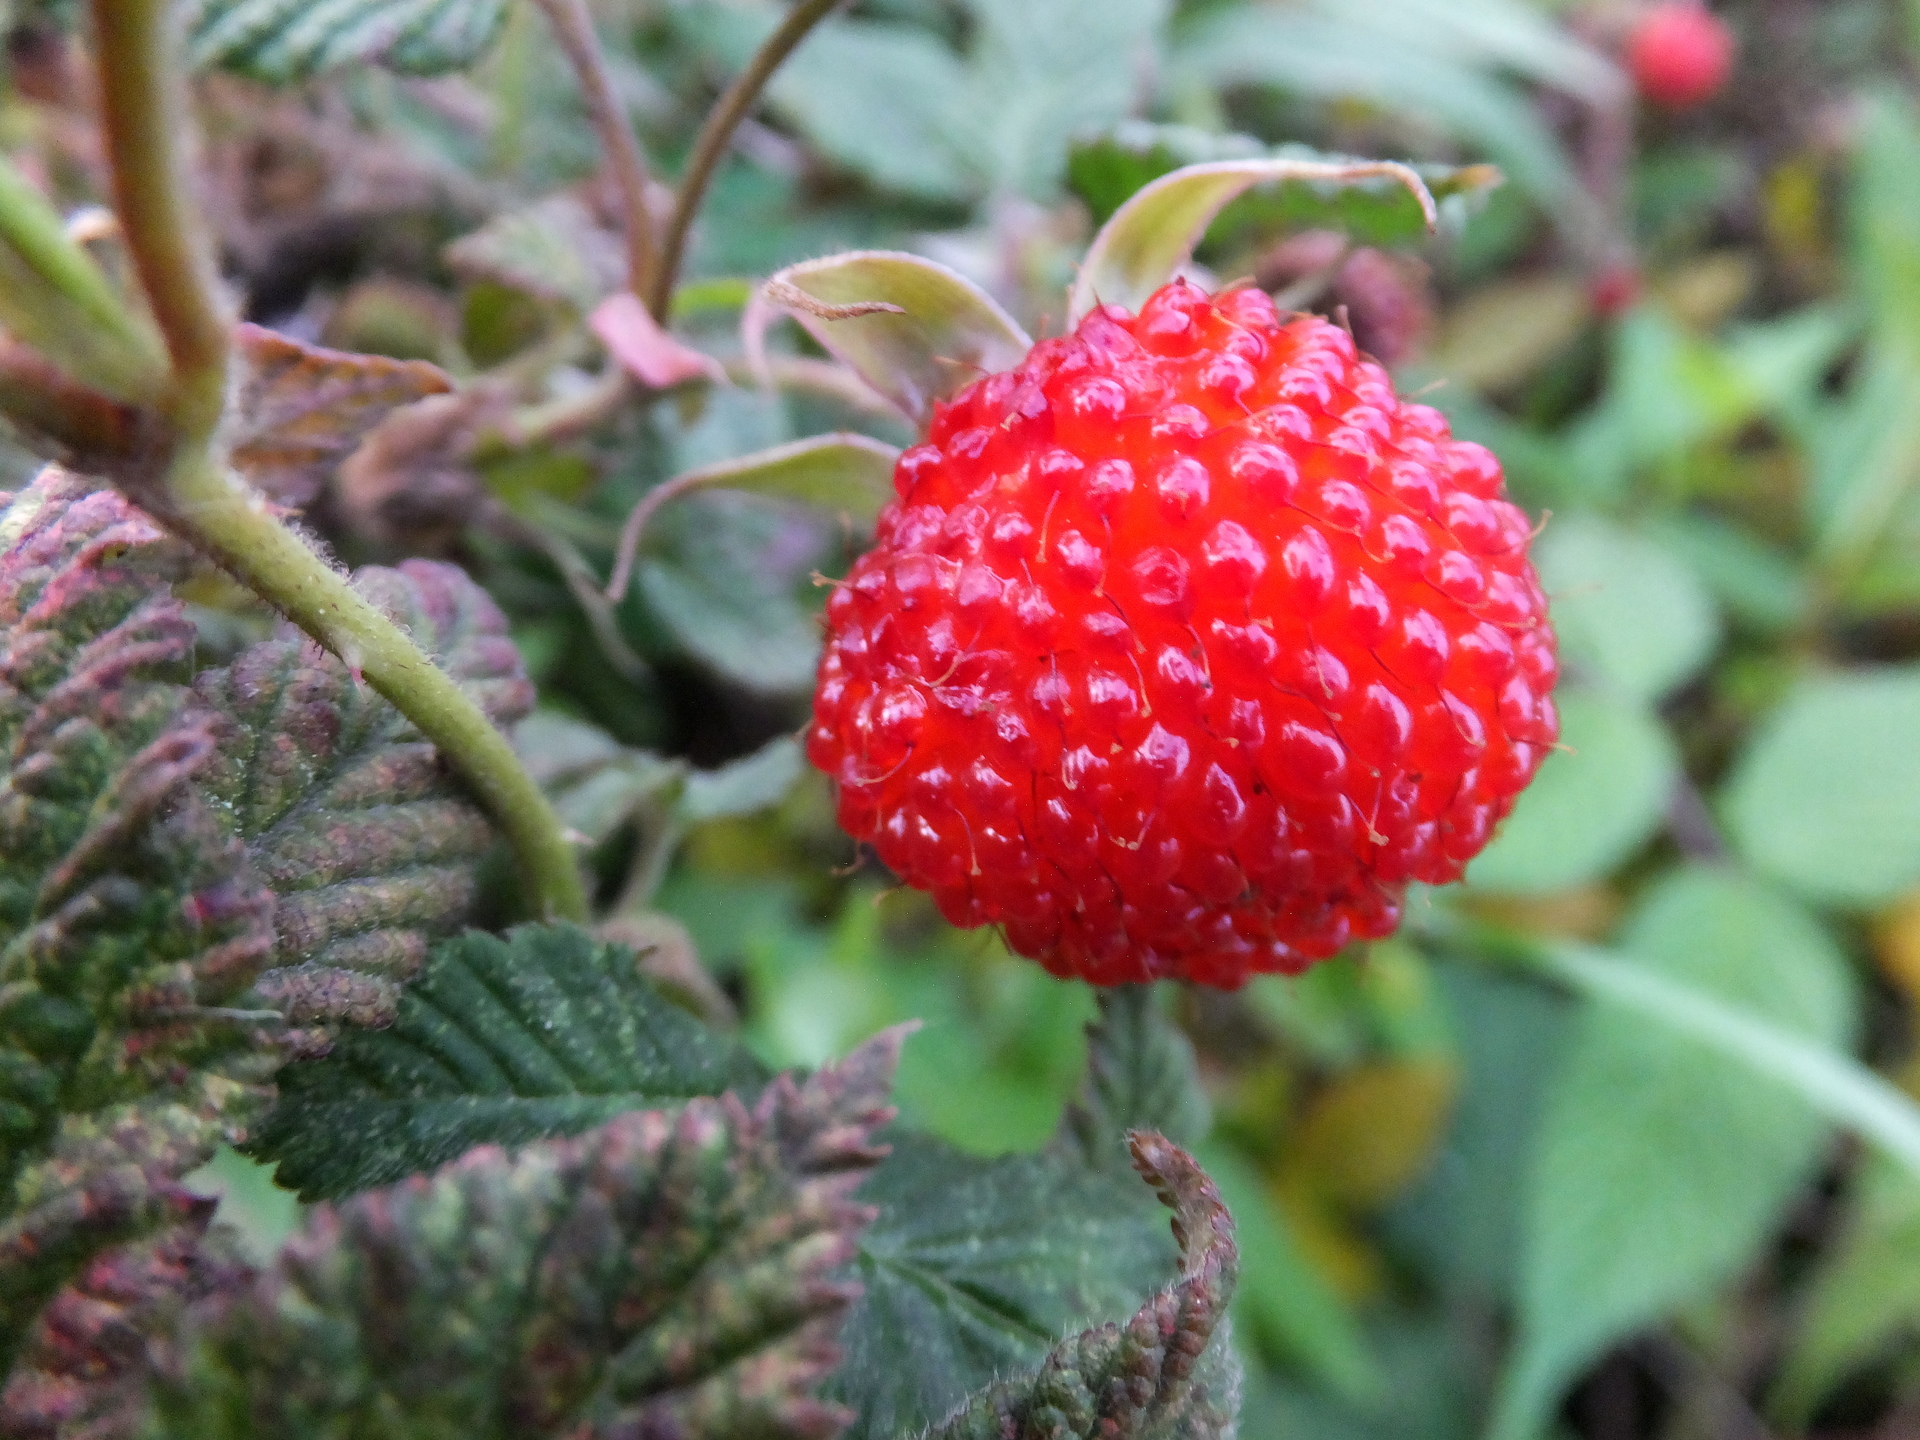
[1590,261,1643,318]
[1627,3,1734,111]
[807,280,1558,988]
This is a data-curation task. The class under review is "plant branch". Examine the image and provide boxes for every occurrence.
[89,0,229,428]
[530,0,658,299]
[161,452,589,920]
[84,0,588,922]
[647,0,843,318]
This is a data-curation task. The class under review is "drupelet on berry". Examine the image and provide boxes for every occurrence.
[806,279,1558,988]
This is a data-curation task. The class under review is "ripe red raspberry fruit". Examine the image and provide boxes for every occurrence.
[1627,3,1734,111]
[807,280,1557,988]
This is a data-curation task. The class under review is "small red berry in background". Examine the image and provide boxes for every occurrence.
[807,280,1558,989]
[1590,260,1643,318]
[1628,2,1735,111]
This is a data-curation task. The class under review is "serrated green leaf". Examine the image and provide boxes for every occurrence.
[1722,666,1920,906]
[153,1032,901,1440]
[0,1216,246,1437]
[1534,513,1721,704]
[1490,869,1856,1440]
[184,0,511,82]
[1465,688,1677,894]
[747,252,1031,427]
[1068,155,1438,323]
[0,470,280,1364]
[920,1134,1240,1440]
[831,1131,1180,1440]
[247,924,768,1200]
[193,560,535,1032]
[1052,987,1208,1175]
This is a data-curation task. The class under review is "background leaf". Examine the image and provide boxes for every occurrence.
[1168,5,1591,231]
[1533,514,1721,704]
[1774,1155,1920,1425]
[1723,666,1920,906]
[1491,869,1857,1440]
[248,924,767,1200]
[1464,689,1677,895]
[184,0,512,82]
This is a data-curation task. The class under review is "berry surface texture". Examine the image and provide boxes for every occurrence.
[807,280,1558,988]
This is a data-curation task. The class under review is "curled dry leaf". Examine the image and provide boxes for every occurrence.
[228,324,453,508]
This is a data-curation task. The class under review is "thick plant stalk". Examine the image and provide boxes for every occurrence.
[85,0,587,921]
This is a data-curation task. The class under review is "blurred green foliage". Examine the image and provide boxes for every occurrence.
[14,0,1920,1434]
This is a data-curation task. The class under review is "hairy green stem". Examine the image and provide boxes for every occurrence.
[530,0,658,297]
[647,0,843,318]
[86,0,588,921]
[163,453,589,920]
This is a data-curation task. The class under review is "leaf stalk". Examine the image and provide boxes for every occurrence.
[648,0,844,318]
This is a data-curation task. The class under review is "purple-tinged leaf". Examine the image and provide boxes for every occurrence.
[227,325,453,508]
[0,1207,248,1439]
[193,561,536,1039]
[0,469,280,1366]
[149,1027,903,1439]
